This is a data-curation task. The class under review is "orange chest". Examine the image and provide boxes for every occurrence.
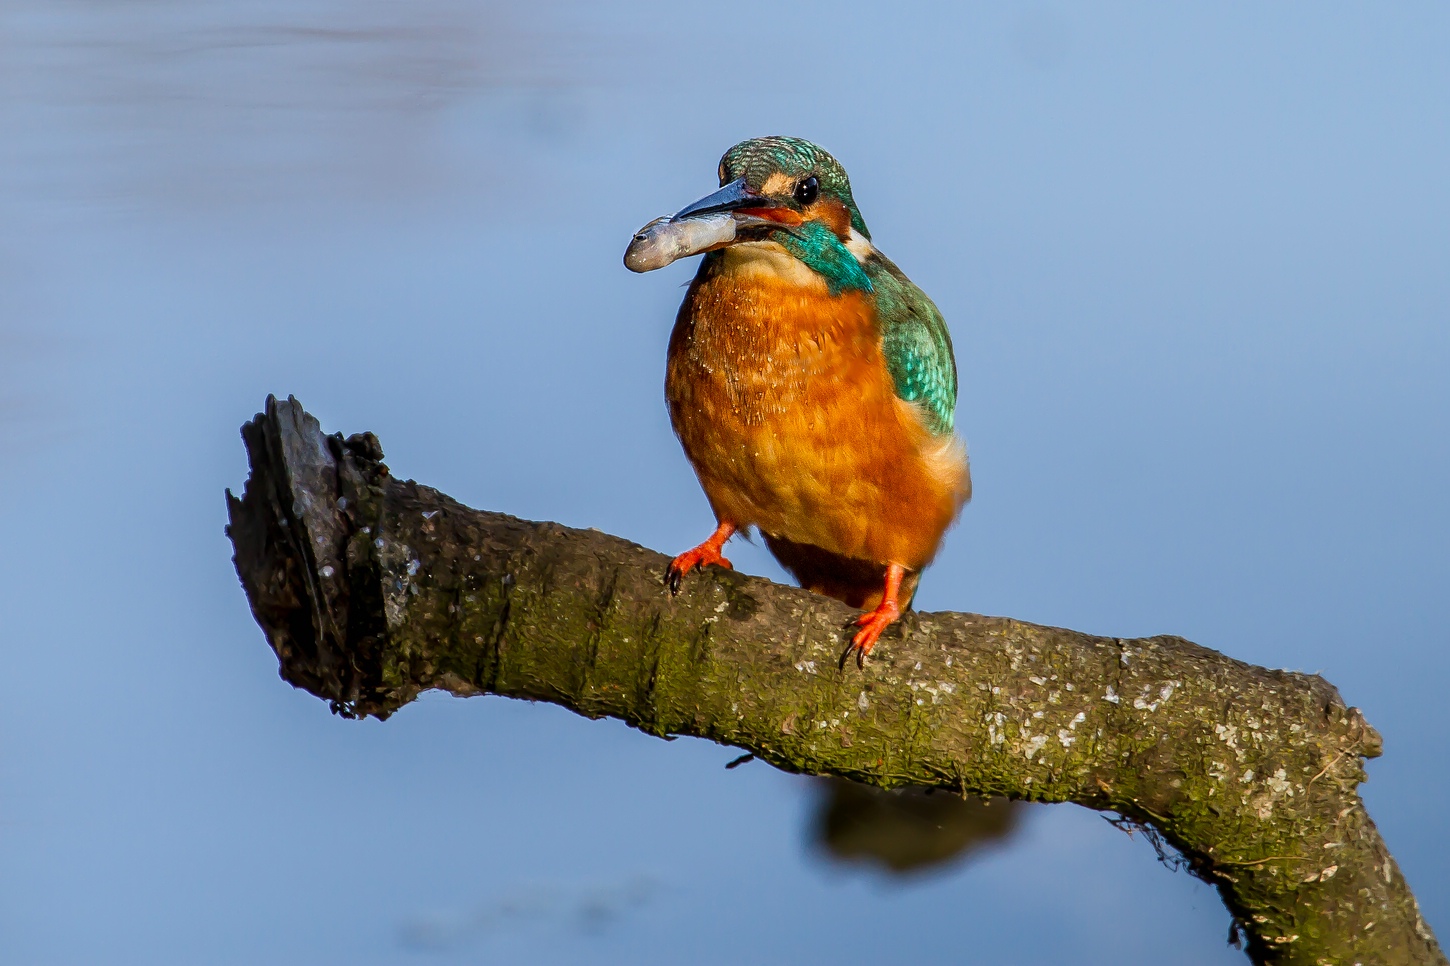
[662,259,966,567]
[665,268,893,431]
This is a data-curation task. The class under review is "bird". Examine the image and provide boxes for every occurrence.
[625,136,970,665]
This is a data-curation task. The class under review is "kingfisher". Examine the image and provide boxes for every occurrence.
[625,136,970,664]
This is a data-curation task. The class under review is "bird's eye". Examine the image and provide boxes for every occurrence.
[793,176,819,205]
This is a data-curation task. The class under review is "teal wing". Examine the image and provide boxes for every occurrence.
[865,253,958,435]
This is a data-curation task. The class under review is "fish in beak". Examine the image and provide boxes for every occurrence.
[624,177,795,273]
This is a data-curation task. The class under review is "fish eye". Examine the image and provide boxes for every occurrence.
[793,176,819,205]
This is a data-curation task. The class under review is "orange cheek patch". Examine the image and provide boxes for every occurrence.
[738,201,850,238]
[816,200,852,238]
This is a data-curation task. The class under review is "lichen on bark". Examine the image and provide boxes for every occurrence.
[226,395,1442,966]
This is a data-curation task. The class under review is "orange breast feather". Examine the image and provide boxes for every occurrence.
[665,258,968,573]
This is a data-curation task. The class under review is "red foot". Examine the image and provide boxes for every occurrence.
[666,522,736,595]
[843,564,908,668]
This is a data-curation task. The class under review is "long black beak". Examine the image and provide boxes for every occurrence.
[672,177,763,220]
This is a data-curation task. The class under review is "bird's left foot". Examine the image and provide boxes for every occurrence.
[841,563,908,669]
[665,522,736,595]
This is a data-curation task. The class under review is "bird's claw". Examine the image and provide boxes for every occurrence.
[664,546,732,596]
[839,600,902,669]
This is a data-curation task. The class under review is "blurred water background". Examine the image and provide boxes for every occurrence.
[1,2,1446,963]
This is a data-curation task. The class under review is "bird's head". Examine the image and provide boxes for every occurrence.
[684,136,870,241]
[626,136,875,293]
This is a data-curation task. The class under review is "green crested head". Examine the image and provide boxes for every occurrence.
[717,136,870,240]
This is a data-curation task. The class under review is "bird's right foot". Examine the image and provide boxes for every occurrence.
[665,522,736,595]
[840,563,908,668]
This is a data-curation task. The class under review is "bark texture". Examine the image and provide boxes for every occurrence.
[226,395,1441,966]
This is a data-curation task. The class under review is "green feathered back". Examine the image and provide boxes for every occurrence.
[866,253,959,435]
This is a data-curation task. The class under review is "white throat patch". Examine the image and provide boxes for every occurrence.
[720,241,828,291]
[845,228,875,263]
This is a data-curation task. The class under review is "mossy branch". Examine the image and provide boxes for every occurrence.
[225,395,1441,966]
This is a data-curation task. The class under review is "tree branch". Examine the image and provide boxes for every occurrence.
[225,395,1442,966]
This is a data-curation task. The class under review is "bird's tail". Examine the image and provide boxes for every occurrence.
[762,534,921,611]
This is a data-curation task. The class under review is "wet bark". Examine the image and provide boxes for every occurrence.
[226,395,1441,966]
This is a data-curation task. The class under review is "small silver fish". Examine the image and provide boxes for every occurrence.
[623,211,737,273]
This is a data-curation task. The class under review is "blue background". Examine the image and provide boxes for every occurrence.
[1,3,1445,962]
